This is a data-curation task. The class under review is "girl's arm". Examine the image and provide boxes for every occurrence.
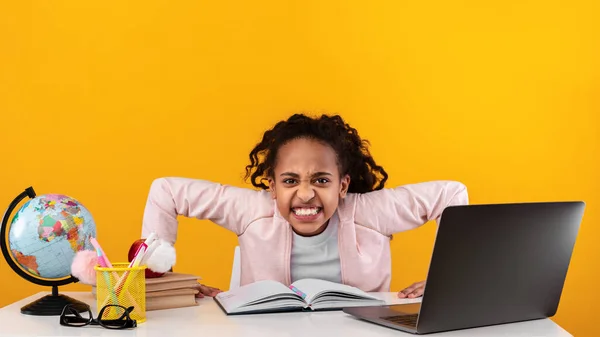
[141,177,273,244]
[353,180,468,236]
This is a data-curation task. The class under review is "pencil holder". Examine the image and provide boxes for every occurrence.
[94,263,147,323]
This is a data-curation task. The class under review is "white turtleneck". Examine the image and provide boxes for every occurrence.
[290,212,342,283]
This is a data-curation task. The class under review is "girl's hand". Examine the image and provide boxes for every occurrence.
[194,284,222,298]
[397,280,426,298]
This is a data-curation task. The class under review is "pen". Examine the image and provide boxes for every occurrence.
[90,238,119,305]
[139,239,160,266]
[128,232,158,268]
[289,285,307,299]
[112,233,157,297]
[113,232,157,296]
[91,237,140,309]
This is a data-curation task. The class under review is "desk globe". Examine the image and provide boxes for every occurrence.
[1,187,96,315]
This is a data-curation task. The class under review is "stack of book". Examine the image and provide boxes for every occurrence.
[144,272,201,311]
[92,272,202,311]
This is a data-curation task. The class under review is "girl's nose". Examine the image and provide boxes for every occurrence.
[296,183,315,202]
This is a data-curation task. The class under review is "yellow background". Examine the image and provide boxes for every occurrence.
[1,1,598,335]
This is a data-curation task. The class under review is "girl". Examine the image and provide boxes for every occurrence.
[141,114,468,299]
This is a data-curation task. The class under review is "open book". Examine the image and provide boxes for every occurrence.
[214,278,385,315]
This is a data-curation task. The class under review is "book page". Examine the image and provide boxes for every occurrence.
[215,280,303,313]
[291,278,381,305]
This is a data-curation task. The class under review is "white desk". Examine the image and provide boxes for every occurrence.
[0,292,572,336]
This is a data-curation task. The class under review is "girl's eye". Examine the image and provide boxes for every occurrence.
[282,179,297,184]
[315,178,330,184]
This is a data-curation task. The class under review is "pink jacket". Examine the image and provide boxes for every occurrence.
[141,177,469,292]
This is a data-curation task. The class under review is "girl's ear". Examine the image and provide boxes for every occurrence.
[268,178,277,199]
[339,174,350,198]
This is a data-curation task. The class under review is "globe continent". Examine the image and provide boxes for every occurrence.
[7,194,96,280]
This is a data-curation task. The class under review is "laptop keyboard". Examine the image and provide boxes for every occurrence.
[381,314,418,327]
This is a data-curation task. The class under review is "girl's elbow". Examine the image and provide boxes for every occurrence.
[451,181,469,206]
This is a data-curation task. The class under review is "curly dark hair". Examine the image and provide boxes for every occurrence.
[244,113,388,194]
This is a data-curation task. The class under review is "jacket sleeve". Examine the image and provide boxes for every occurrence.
[140,177,273,244]
[354,180,469,236]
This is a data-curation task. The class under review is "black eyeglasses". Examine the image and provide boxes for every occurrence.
[60,304,137,329]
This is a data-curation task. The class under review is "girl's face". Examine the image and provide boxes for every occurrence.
[269,137,350,236]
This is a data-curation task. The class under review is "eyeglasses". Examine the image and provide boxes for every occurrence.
[60,304,137,329]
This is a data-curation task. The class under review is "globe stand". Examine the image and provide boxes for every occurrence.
[20,285,90,316]
[1,186,96,316]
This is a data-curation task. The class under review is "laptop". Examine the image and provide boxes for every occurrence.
[343,201,585,334]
